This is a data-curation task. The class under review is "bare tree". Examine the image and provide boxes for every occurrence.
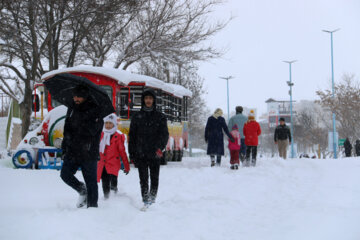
[112,0,230,70]
[316,74,360,142]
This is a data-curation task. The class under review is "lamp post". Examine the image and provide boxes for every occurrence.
[219,76,234,121]
[283,60,296,158]
[323,28,340,159]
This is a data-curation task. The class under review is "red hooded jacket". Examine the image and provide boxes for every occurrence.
[243,120,261,146]
[97,132,130,182]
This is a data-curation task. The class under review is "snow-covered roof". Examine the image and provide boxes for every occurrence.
[41,65,192,98]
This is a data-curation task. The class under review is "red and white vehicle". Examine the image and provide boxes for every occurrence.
[12,65,192,169]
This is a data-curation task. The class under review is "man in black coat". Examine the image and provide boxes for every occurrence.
[274,117,292,159]
[128,89,169,208]
[60,85,103,208]
[344,138,352,157]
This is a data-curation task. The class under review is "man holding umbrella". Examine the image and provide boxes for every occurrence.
[44,73,114,208]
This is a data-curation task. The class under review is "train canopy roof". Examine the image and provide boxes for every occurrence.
[41,65,192,98]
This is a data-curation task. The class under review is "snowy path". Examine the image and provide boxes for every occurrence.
[0,157,360,240]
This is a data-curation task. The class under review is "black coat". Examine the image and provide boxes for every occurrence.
[128,89,169,161]
[205,116,232,156]
[62,99,104,161]
[344,139,352,157]
[274,124,292,142]
[355,140,360,156]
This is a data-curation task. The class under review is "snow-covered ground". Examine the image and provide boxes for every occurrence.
[1,156,360,240]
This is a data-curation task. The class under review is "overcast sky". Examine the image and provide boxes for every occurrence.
[198,0,360,116]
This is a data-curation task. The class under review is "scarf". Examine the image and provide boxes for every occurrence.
[99,113,118,154]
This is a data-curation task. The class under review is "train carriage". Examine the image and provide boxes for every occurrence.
[12,66,191,169]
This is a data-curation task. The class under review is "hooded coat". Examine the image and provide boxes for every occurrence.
[128,89,169,161]
[344,138,352,157]
[243,120,261,146]
[97,132,130,182]
[205,115,232,155]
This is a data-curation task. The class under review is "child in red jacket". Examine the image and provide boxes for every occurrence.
[228,124,241,170]
[243,110,261,167]
[97,113,130,199]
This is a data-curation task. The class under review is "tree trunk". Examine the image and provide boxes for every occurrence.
[19,87,33,138]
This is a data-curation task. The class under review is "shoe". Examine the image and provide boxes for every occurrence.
[234,164,239,170]
[104,192,110,200]
[76,185,87,208]
[149,195,156,204]
[230,165,235,170]
[211,161,215,167]
[111,187,118,194]
[76,193,87,208]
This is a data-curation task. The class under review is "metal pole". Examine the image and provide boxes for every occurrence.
[283,60,296,158]
[226,78,229,121]
[330,32,337,158]
[219,76,234,122]
[289,64,294,158]
[323,29,339,159]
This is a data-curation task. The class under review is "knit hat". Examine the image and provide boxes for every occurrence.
[232,124,239,130]
[72,84,89,99]
[248,109,255,120]
[100,113,118,154]
[103,113,118,127]
[213,108,223,119]
[279,117,285,122]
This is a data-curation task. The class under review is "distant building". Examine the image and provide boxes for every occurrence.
[265,98,296,129]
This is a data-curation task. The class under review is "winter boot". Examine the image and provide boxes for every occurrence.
[230,164,235,170]
[234,164,239,170]
[244,159,250,167]
[76,185,87,208]
[251,159,256,167]
[149,195,156,204]
[104,192,110,200]
[111,186,118,194]
[211,161,215,167]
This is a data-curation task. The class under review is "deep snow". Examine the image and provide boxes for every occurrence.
[0,156,360,240]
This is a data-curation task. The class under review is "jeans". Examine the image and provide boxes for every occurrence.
[60,158,98,207]
[137,158,160,203]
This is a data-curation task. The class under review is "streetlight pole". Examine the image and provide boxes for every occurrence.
[283,60,297,158]
[323,28,340,159]
[219,76,234,121]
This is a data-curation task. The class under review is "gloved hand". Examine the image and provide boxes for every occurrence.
[123,169,129,175]
[156,149,163,158]
[230,136,235,143]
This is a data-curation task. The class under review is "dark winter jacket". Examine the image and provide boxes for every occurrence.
[355,140,360,156]
[205,115,232,155]
[62,99,104,161]
[274,124,292,142]
[344,138,352,157]
[128,89,169,161]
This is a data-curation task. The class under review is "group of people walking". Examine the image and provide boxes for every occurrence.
[205,106,262,169]
[344,138,360,157]
[205,107,293,168]
[60,85,168,210]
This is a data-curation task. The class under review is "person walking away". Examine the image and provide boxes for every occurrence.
[344,138,352,157]
[228,106,248,164]
[205,108,234,167]
[274,117,291,159]
[97,113,130,199]
[243,110,261,167]
[355,139,360,157]
[128,89,169,210]
[60,85,104,208]
[228,124,241,170]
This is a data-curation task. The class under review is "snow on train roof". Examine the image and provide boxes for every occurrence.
[41,65,192,98]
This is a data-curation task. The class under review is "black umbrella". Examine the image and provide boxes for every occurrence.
[44,73,115,119]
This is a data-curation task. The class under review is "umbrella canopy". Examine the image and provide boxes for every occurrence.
[44,73,115,119]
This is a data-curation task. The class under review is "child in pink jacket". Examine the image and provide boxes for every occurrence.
[228,124,241,170]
